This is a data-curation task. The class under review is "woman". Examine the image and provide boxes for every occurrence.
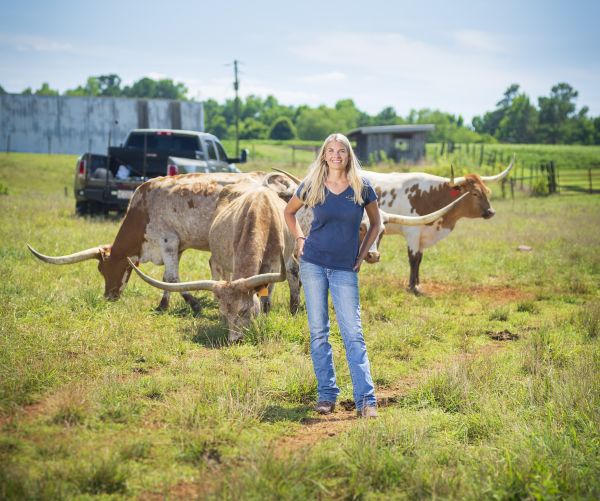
[284,133,380,418]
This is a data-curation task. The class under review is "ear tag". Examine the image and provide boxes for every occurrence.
[450,187,461,198]
[257,286,269,297]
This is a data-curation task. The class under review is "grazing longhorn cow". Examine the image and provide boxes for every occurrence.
[129,183,294,342]
[362,159,514,293]
[27,172,296,313]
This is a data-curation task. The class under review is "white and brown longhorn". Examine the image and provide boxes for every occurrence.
[362,158,515,293]
[129,184,295,342]
[27,171,298,313]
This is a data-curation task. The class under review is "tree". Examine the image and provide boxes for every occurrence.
[537,83,578,143]
[239,117,267,139]
[374,106,402,125]
[296,107,339,140]
[496,94,539,143]
[268,116,297,140]
[123,77,188,100]
[0,84,6,95]
[33,82,59,96]
[472,84,520,137]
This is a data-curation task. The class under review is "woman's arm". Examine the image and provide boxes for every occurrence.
[284,195,307,257]
[353,201,382,271]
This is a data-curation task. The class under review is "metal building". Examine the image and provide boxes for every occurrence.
[0,94,204,155]
[347,124,435,164]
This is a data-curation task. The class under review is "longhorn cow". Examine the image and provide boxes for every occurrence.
[362,159,514,293]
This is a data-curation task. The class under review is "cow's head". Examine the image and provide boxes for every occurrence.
[211,283,262,342]
[448,175,495,219]
[97,247,135,300]
[445,157,515,220]
[127,255,286,343]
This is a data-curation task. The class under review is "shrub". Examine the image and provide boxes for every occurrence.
[268,117,297,140]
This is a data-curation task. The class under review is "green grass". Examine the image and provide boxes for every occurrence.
[1,152,599,499]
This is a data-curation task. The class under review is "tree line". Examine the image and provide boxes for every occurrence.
[1,75,599,145]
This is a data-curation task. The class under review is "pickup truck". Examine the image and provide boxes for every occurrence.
[74,129,247,215]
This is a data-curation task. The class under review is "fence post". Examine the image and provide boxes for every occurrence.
[520,162,524,189]
[440,142,445,156]
[510,178,515,200]
[479,144,484,166]
[529,164,533,192]
[556,164,560,194]
[291,146,296,167]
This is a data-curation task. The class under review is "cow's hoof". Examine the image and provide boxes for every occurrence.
[188,299,202,316]
[289,299,300,315]
[408,286,423,296]
[155,300,169,312]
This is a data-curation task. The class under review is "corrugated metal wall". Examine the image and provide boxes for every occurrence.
[0,94,204,154]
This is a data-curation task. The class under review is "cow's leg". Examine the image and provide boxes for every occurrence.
[158,237,201,314]
[407,248,424,295]
[178,251,201,314]
[286,256,301,314]
[404,231,423,295]
[415,251,423,287]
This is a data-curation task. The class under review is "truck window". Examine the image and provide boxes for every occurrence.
[126,133,199,152]
[205,140,218,160]
[215,142,229,162]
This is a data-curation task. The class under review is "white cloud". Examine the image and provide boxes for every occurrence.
[452,30,506,53]
[300,71,347,83]
[0,33,74,52]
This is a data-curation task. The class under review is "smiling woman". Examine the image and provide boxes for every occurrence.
[284,132,382,418]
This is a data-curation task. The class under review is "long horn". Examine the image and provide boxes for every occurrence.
[381,193,469,226]
[480,155,516,182]
[127,258,217,292]
[271,167,302,185]
[27,243,103,265]
[231,253,287,290]
[450,164,455,185]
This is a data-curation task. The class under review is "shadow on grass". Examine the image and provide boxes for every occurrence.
[261,404,312,423]
[160,295,217,318]
[190,323,230,348]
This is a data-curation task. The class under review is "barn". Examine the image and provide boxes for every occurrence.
[347,124,435,164]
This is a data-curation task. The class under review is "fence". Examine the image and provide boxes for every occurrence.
[431,142,600,197]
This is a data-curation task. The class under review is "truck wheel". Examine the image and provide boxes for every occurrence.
[88,201,101,216]
[75,201,89,216]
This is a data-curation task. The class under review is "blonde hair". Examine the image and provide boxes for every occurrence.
[299,133,364,208]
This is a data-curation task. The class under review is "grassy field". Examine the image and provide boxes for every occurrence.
[1,152,600,499]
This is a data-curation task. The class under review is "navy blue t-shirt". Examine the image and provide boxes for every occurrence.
[296,178,378,271]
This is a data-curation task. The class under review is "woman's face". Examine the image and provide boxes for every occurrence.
[324,140,349,173]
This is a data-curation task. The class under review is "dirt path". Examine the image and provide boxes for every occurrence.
[140,340,510,499]
[274,341,507,456]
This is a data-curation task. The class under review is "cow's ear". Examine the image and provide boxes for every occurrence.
[450,186,462,198]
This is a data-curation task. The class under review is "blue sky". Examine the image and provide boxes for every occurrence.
[1,0,599,122]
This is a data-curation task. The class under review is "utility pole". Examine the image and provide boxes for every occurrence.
[233,59,240,157]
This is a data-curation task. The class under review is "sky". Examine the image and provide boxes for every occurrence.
[1,0,599,123]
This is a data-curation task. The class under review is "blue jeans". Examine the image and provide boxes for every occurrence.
[300,259,376,410]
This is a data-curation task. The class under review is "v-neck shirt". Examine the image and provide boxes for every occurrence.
[296,178,378,271]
